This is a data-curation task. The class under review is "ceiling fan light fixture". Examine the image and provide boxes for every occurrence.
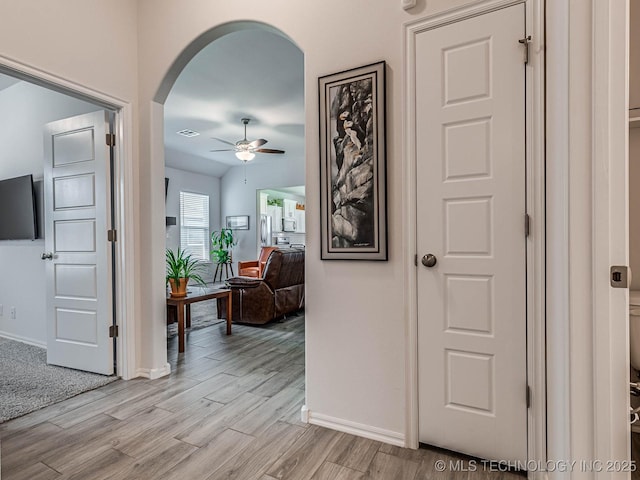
[235,150,255,162]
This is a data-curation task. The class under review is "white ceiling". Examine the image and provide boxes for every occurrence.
[261,185,305,200]
[164,29,305,178]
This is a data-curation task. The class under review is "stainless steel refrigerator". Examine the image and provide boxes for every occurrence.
[260,214,273,246]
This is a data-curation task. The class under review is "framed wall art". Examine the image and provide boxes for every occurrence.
[226,215,249,230]
[319,61,387,260]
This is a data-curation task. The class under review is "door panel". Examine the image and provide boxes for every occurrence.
[44,111,114,375]
[416,5,527,463]
[53,174,96,208]
[54,220,96,252]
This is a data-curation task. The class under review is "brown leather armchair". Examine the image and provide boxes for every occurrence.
[237,246,278,278]
[220,247,304,325]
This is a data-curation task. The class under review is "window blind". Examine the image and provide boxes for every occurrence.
[179,191,210,261]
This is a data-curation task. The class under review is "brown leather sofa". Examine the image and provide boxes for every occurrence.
[219,247,304,325]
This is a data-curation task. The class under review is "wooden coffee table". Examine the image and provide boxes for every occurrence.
[166,285,232,353]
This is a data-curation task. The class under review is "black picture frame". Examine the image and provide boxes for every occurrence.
[319,61,387,260]
[226,215,249,230]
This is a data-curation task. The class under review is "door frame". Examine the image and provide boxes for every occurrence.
[403,0,546,469]
[590,0,629,467]
[0,55,137,380]
[544,0,630,471]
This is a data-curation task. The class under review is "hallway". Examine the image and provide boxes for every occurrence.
[1,314,523,479]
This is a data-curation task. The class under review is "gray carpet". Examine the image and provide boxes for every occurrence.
[167,298,224,339]
[0,337,117,423]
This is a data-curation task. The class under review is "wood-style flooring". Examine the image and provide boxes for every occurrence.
[0,313,524,480]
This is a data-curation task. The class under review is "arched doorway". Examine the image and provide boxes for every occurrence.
[155,21,306,402]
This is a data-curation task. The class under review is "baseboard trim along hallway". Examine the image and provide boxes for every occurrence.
[308,410,405,447]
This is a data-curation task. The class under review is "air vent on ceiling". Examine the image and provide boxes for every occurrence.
[176,129,200,137]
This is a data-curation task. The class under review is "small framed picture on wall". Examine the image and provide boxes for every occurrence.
[226,215,249,230]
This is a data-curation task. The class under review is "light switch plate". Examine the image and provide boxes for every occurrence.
[402,0,417,10]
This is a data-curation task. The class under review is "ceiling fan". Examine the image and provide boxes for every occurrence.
[210,118,285,162]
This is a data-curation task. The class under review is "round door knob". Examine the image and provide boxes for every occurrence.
[421,254,437,268]
[41,252,53,260]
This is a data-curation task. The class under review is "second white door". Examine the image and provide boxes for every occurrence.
[44,111,115,375]
[416,4,527,463]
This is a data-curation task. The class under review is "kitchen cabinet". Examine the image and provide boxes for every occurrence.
[294,209,305,233]
[267,205,283,232]
[283,199,297,221]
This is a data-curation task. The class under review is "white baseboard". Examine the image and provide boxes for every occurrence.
[308,410,405,447]
[0,331,46,348]
[136,363,171,379]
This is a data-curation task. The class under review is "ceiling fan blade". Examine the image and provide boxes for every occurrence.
[255,148,285,154]
[249,138,268,149]
[209,148,235,152]
[211,137,237,147]
[247,138,267,149]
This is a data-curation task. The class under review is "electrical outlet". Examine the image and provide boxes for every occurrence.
[10,307,16,320]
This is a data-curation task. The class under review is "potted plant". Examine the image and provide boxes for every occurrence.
[166,247,206,297]
[211,228,236,281]
[211,228,236,263]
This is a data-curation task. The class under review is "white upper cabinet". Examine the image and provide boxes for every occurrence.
[283,199,297,219]
[295,209,305,233]
[267,205,283,232]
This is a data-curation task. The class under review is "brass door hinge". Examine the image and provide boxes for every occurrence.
[526,385,531,408]
[518,35,532,64]
[109,325,118,338]
[107,229,117,242]
[106,133,116,147]
[524,214,530,237]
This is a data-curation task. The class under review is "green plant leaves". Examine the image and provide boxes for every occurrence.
[210,228,236,265]
[166,247,206,286]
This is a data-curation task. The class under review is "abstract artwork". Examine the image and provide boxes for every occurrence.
[319,61,387,260]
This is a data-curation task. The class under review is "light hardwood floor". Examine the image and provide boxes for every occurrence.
[0,313,524,480]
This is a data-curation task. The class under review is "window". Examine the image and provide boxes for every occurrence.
[180,191,210,261]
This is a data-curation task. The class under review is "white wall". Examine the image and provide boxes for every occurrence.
[0,243,47,346]
[630,0,640,290]
[136,0,474,442]
[0,0,140,372]
[0,0,624,468]
[0,82,97,179]
[164,165,221,283]
[630,0,640,111]
[0,1,139,102]
[221,157,305,263]
[0,81,101,346]
[631,129,640,290]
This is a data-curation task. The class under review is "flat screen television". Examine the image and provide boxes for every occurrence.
[0,174,38,240]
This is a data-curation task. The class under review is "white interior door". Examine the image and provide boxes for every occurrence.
[44,111,114,375]
[416,4,527,462]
